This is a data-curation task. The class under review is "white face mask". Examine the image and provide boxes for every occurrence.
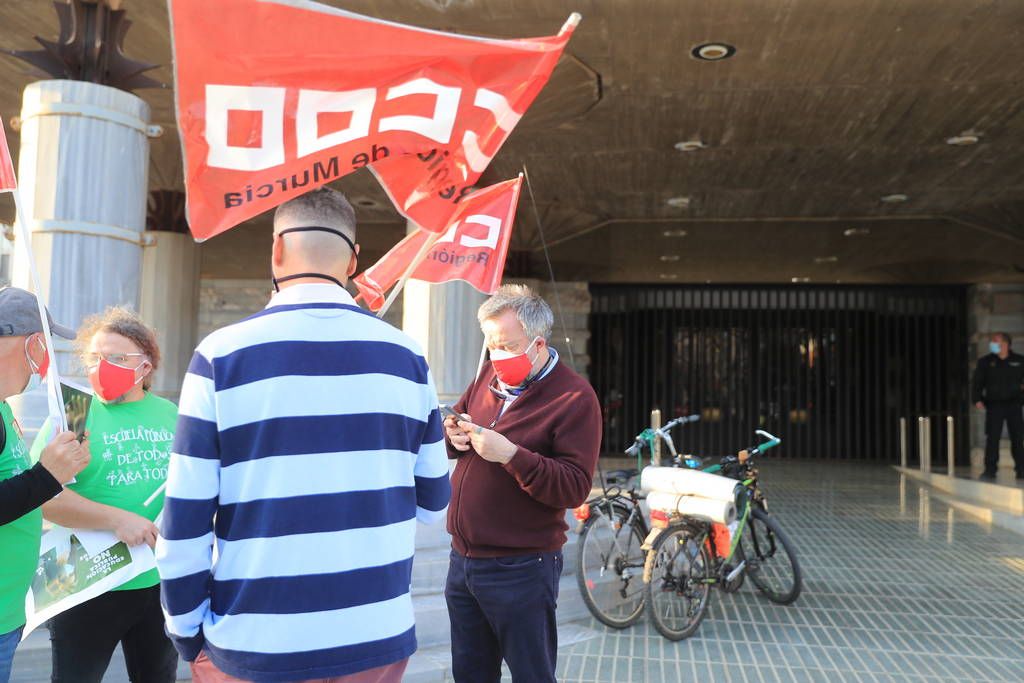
[22,343,43,394]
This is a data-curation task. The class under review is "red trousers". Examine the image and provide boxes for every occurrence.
[190,652,408,683]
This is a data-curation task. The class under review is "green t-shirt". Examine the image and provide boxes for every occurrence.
[0,401,43,633]
[30,392,177,591]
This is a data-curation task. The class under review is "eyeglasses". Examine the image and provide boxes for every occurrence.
[83,352,146,369]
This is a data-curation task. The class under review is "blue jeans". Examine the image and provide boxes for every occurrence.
[0,627,23,683]
[445,550,562,683]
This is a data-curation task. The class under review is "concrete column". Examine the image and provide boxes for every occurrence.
[10,80,153,429]
[967,284,1024,476]
[140,231,201,399]
[400,224,486,404]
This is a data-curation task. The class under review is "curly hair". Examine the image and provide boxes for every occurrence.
[76,307,161,390]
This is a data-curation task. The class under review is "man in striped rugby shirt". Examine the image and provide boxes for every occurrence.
[156,187,450,683]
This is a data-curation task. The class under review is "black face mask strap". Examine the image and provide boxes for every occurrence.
[272,272,346,291]
[273,226,356,291]
[277,226,356,254]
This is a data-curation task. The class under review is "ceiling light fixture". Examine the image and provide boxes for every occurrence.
[843,227,870,237]
[660,255,681,262]
[881,193,908,203]
[662,229,688,237]
[791,277,810,283]
[946,131,981,146]
[659,273,679,280]
[692,43,736,61]
[674,140,706,152]
[666,196,691,208]
[813,256,838,264]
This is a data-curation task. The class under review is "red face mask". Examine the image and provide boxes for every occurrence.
[89,358,145,402]
[29,336,49,378]
[490,337,540,387]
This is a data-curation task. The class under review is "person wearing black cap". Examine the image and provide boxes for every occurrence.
[0,286,90,683]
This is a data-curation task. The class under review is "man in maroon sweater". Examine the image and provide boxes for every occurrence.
[443,285,601,683]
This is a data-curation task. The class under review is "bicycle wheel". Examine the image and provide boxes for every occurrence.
[645,526,712,640]
[720,542,746,594]
[576,503,647,628]
[740,507,802,605]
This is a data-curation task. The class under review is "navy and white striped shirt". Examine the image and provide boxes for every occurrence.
[156,284,450,681]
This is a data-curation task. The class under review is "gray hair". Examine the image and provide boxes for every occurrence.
[274,186,357,241]
[478,284,554,340]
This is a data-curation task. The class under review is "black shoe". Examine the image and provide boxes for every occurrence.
[979,472,997,481]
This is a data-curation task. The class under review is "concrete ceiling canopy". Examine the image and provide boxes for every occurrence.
[0,0,1022,284]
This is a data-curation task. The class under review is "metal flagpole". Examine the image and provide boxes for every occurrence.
[376,230,441,318]
[475,336,488,379]
[11,187,67,430]
[521,164,574,368]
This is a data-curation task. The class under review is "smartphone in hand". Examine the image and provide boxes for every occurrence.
[439,404,464,422]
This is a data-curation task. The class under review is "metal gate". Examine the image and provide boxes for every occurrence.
[590,285,968,462]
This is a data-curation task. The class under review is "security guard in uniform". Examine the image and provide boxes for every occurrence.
[972,332,1024,480]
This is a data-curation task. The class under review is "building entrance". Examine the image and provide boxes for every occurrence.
[591,285,968,462]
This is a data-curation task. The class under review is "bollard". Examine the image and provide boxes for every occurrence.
[900,418,908,468]
[918,417,931,474]
[946,416,955,477]
[651,409,662,466]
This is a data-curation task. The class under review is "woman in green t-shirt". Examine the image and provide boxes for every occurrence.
[34,308,179,683]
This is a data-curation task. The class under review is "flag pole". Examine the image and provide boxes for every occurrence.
[376,230,441,318]
[475,336,488,379]
[11,188,67,430]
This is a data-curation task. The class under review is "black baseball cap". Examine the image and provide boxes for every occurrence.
[0,287,74,339]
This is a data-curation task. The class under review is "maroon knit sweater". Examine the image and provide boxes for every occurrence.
[446,358,602,557]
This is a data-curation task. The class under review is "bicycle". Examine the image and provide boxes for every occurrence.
[642,430,803,641]
[573,415,700,628]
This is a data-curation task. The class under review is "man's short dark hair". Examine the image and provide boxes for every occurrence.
[994,332,1012,346]
[274,186,357,241]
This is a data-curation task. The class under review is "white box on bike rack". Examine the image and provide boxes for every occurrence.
[645,491,738,525]
[640,466,740,503]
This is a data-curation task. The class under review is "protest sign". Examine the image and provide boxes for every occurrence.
[22,526,156,639]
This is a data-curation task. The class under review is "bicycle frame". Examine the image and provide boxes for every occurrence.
[642,429,780,584]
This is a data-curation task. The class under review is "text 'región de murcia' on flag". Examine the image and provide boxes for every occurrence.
[169,0,580,240]
[353,176,522,312]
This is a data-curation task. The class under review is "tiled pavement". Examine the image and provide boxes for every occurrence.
[554,461,1024,683]
[11,461,1024,682]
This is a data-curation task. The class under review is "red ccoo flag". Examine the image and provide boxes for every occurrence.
[169,0,578,240]
[354,176,522,311]
[0,119,16,192]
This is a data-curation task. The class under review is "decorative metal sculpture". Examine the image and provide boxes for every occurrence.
[5,0,161,92]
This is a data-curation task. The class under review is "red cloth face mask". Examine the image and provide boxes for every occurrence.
[29,336,49,378]
[490,337,540,387]
[89,358,145,402]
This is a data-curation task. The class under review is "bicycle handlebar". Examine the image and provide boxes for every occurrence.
[660,414,701,432]
[622,414,700,455]
[752,429,781,453]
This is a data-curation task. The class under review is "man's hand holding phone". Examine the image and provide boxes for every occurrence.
[441,405,472,452]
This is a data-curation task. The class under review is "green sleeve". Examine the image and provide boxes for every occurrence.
[28,417,55,464]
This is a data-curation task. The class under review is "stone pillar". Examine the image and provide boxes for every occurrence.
[9,80,153,429]
[400,224,486,404]
[967,284,1024,476]
[140,232,201,399]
